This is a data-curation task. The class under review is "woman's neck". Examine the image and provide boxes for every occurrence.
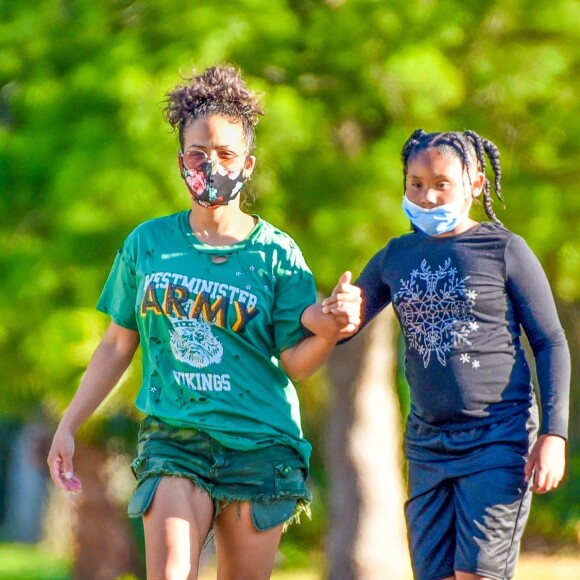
[188,204,256,246]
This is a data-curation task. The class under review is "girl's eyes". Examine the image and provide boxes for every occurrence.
[409,182,450,189]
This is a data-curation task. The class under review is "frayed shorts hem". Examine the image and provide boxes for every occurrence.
[128,472,310,531]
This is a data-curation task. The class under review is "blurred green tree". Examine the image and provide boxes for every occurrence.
[1,0,578,576]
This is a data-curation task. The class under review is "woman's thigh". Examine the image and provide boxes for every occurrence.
[213,501,284,580]
[143,476,214,580]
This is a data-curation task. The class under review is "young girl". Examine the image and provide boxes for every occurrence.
[47,65,360,579]
[316,129,570,580]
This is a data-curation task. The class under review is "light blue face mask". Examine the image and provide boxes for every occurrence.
[402,196,470,236]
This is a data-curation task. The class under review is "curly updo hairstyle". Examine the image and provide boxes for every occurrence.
[164,65,264,151]
[401,129,504,224]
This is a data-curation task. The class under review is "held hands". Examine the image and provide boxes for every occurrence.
[47,427,82,493]
[524,434,566,494]
[321,271,362,338]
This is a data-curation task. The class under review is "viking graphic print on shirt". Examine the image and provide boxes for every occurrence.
[394,258,480,368]
[169,318,224,368]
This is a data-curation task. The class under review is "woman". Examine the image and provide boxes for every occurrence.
[47,65,361,579]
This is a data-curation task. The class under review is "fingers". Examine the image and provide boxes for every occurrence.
[323,273,361,315]
[336,271,352,287]
[524,456,534,483]
[49,458,76,492]
[49,454,82,493]
[526,435,566,494]
[531,467,563,494]
[47,433,83,493]
[332,271,354,297]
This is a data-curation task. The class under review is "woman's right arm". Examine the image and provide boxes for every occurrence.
[47,321,140,492]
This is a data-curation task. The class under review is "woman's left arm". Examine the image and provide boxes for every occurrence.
[279,334,339,382]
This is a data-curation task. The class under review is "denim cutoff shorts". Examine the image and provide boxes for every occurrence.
[127,416,311,531]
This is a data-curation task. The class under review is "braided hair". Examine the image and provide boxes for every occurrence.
[164,65,264,151]
[401,129,504,223]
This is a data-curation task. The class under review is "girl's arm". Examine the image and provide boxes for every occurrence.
[47,322,140,492]
[506,236,570,492]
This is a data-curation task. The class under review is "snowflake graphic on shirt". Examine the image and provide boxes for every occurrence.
[394,258,479,368]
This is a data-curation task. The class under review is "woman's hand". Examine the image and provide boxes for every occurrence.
[47,426,82,493]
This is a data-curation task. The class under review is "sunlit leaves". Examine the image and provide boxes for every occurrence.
[0,0,578,420]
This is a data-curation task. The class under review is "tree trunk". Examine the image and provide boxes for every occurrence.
[325,307,412,579]
[71,442,142,580]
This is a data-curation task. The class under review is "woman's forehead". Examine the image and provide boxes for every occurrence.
[183,115,246,147]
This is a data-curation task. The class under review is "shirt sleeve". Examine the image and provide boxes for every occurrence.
[96,234,139,331]
[272,241,317,356]
[505,235,570,439]
[354,245,393,331]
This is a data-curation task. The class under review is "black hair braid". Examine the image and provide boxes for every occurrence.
[463,130,503,224]
[464,130,494,221]
[401,129,427,189]
[446,133,473,187]
[482,138,503,204]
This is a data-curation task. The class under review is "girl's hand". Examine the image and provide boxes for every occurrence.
[322,271,362,336]
[524,434,566,493]
[47,427,82,493]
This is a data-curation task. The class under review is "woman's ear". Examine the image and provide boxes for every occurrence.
[243,155,256,178]
[177,152,185,173]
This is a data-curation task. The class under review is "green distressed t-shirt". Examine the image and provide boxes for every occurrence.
[97,211,316,465]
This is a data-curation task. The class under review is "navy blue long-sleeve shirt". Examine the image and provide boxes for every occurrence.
[355,223,570,438]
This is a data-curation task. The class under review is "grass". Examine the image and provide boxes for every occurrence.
[0,543,70,580]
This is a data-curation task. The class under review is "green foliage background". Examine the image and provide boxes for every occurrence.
[1,0,578,553]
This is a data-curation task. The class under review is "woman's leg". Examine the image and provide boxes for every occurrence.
[213,501,284,580]
[143,476,214,580]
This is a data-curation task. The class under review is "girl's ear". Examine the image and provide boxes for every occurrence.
[471,171,485,198]
[177,152,184,173]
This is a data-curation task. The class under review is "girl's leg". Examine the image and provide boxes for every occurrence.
[405,479,456,580]
[454,465,531,580]
[143,476,214,580]
[213,501,284,580]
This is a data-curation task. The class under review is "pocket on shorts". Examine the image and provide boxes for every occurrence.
[274,459,307,496]
[127,475,162,518]
[251,499,298,531]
